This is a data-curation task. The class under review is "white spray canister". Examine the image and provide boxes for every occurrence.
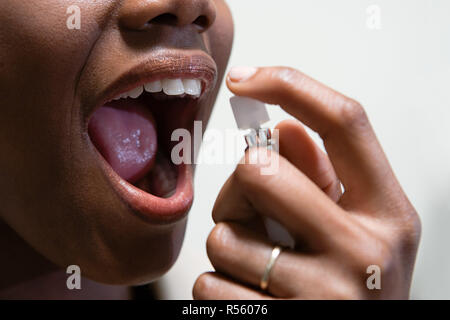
[230,96,295,248]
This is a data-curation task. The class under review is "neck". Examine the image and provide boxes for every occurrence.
[0,220,132,299]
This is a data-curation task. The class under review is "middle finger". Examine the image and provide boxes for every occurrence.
[213,149,353,249]
[276,119,342,202]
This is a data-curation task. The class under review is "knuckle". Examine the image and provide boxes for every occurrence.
[399,209,422,246]
[193,273,214,300]
[383,195,422,249]
[211,203,220,224]
[272,67,312,99]
[373,245,395,274]
[362,240,396,276]
[273,66,303,85]
[347,234,395,275]
[206,222,233,262]
[335,99,369,132]
[211,191,226,223]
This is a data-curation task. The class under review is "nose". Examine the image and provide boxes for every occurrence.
[119,0,217,33]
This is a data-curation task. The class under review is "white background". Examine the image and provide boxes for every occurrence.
[157,0,450,299]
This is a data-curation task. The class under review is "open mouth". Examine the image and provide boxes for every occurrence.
[87,54,217,224]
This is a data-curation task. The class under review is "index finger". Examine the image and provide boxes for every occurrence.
[227,66,400,206]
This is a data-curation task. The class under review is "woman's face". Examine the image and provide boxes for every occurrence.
[0,0,233,284]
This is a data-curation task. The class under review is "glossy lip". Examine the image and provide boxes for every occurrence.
[93,51,218,115]
[88,50,218,225]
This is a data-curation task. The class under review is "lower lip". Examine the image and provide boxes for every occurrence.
[105,160,194,224]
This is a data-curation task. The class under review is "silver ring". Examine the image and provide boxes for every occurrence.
[260,245,283,291]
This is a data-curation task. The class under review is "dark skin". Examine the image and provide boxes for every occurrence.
[193,67,421,299]
[0,0,233,298]
[1,1,420,300]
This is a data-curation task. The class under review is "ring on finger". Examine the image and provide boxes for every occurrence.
[260,245,283,291]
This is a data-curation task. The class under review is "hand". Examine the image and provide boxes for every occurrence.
[193,66,421,299]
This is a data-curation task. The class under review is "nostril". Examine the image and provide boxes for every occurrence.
[150,13,178,26]
[193,15,210,31]
[150,13,210,31]
[120,0,216,32]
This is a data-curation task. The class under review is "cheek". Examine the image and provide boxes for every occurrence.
[0,1,110,200]
[0,1,109,107]
[0,0,114,269]
[0,1,107,143]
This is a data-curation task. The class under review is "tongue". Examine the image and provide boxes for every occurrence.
[88,100,157,184]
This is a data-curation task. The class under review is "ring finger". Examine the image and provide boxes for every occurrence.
[206,221,332,297]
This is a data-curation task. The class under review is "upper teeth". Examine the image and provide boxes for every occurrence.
[113,79,202,101]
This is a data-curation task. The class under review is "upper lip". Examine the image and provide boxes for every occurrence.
[92,50,218,119]
[87,50,218,224]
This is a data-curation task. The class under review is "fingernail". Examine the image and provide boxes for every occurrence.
[228,66,258,82]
